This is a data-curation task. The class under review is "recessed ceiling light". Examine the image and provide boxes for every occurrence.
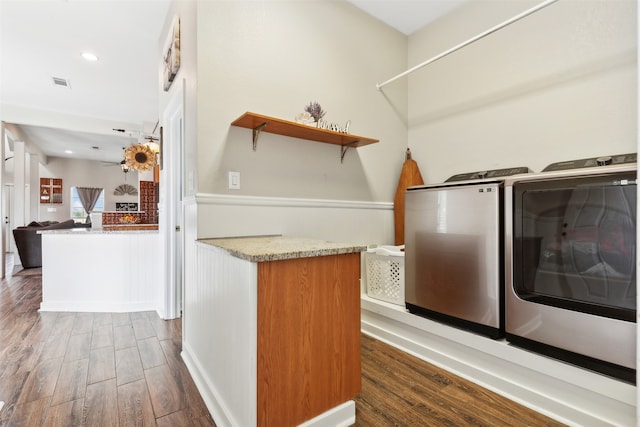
[65,150,73,154]
[81,52,99,62]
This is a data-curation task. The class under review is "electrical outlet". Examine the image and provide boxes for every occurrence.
[228,171,240,190]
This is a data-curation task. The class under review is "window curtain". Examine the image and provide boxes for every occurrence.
[76,187,103,223]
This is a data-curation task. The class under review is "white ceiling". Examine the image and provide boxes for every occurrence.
[0,0,171,163]
[0,0,464,164]
[347,0,468,35]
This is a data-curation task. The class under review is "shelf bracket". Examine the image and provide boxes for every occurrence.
[252,122,268,151]
[340,141,360,163]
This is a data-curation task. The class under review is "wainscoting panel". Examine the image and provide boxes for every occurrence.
[182,242,257,427]
[40,231,161,313]
[195,193,394,245]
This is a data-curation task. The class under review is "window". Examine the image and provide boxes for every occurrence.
[70,187,105,222]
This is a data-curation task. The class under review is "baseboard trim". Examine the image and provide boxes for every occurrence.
[181,343,242,427]
[39,301,159,313]
[298,401,355,427]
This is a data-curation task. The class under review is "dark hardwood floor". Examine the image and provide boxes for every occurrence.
[355,334,565,426]
[0,267,214,426]
[0,260,564,426]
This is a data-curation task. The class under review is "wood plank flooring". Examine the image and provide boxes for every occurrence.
[0,264,564,426]
[0,269,214,426]
[355,334,565,426]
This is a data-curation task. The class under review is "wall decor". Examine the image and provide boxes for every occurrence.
[116,202,139,212]
[114,183,138,196]
[162,16,181,91]
[40,178,62,204]
[159,126,163,170]
[125,143,156,172]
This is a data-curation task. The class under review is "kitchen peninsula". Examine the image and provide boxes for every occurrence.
[185,235,365,427]
[39,228,161,314]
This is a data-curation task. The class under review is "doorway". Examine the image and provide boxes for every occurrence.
[160,78,184,319]
[2,184,14,276]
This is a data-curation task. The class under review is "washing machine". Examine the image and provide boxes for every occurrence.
[405,166,531,338]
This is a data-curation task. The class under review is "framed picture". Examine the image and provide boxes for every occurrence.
[40,178,63,204]
[163,16,181,91]
[116,202,138,212]
[159,126,163,170]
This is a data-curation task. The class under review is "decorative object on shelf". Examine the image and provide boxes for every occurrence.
[124,143,156,172]
[316,119,351,134]
[113,183,138,196]
[296,102,350,133]
[119,214,140,224]
[294,111,315,125]
[304,101,326,124]
[231,112,379,163]
[163,16,181,91]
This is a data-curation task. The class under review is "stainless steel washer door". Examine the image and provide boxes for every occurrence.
[405,182,502,330]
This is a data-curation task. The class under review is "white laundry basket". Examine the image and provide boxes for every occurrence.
[363,245,405,306]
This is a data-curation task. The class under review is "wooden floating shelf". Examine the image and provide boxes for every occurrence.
[231,112,379,162]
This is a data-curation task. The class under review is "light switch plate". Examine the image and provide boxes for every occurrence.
[228,171,240,190]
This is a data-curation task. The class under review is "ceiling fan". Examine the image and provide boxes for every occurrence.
[100,147,132,179]
[111,120,160,143]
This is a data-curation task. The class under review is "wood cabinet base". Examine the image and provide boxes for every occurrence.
[257,253,361,426]
[187,242,361,427]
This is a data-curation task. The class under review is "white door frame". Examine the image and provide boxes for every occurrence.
[1,125,5,278]
[160,79,184,319]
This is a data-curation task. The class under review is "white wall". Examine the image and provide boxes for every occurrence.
[407,0,637,184]
[195,0,408,203]
[39,157,139,222]
[166,1,638,424]
[158,1,197,199]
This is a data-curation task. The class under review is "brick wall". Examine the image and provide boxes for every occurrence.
[139,181,159,224]
[101,180,158,225]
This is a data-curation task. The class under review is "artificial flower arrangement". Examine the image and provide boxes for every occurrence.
[295,101,326,125]
[294,101,351,134]
[304,101,326,122]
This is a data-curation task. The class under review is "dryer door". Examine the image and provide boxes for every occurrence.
[513,172,636,321]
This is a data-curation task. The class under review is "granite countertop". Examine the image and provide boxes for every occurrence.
[198,235,367,262]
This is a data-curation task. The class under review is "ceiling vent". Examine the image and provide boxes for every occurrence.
[52,77,71,88]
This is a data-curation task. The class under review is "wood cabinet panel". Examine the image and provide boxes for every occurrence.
[257,253,361,426]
